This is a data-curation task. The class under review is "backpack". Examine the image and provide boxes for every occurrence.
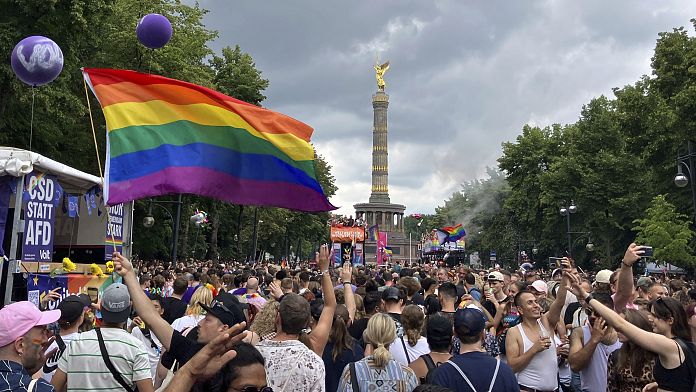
[420,353,450,384]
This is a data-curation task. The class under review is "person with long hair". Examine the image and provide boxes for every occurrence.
[337,313,418,391]
[391,305,430,365]
[566,269,696,392]
[607,309,656,392]
[323,305,364,392]
[248,300,280,343]
[172,286,213,331]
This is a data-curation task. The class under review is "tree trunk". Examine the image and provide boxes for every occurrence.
[180,201,191,261]
[206,206,221,260]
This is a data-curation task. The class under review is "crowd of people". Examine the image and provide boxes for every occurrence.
[2,243,696,391]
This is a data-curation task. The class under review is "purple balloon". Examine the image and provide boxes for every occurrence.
[11,36,64,87]
[136,13,173,49]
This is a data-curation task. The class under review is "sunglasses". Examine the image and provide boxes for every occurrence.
[208,299,236,316]
[231,387,273,392]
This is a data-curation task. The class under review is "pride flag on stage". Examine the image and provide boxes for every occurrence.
[436,223,466,244]
[82,68,336,212]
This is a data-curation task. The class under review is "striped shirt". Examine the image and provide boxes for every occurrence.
[337,356,418,392]
[58,328,151,391]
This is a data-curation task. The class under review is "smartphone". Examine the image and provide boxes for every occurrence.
[642,246,653,258]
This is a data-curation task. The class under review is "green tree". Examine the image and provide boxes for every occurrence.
[633,194,696,267]
[210,45,269,106]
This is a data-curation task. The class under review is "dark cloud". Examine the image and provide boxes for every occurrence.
[189,0,696,214]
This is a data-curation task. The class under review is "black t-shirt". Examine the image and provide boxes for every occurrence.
[411,292,426,306]
[162,327,228,391]
[348,317,369,341]
[482,295,509,319]
[564,302,581,326]
[161,297,188,324]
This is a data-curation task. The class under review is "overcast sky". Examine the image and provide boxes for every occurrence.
[193,1,696,216]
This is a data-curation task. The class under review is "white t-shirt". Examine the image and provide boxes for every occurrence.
[131,327,163,381]
[171,314,203,331]
[58,328,152,390]
[389,336,430,366]
[41,332,78,383]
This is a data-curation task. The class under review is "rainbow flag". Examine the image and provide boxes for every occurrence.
[82,68,336,212]
[437,223,466,243]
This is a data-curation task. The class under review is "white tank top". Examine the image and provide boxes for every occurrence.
[516,320,559,391]
[579,324,622,392]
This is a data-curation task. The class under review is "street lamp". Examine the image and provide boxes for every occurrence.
[674,140,696,225]
[559,200,578,256]
[142,195,183,264]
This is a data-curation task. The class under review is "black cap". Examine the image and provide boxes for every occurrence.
[200,292,246,327]
[58,295,90,324]
[382,286,402,301]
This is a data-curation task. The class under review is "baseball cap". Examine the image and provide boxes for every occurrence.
[453,307,486,337]
[551,268,562,278]
[487,271,504,282]
[595,270,613,284]
[529,280,548,294]
[200,292,246,327]
[101,283,132,323]
[0,301,61,347]
[58,295,90,324]
[636,276,653,289]
[382,286,402,301]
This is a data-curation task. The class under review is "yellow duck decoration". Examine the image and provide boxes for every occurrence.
[105,261,114,274]
[90,263,106,277]
[51,257,77,277]
[62,257,77,272]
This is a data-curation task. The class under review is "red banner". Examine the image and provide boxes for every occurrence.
[330,226,365,243]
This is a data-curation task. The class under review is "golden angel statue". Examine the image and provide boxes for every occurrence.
[374,60,390,91]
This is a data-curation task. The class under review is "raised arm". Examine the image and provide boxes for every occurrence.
[309,244,336,356]
[614,244,644,312]
[341,263,356,323]
[565,272,681,364]
[545,259,571,328]
[113,252,175,350]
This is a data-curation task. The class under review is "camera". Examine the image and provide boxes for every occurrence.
[549,257,564,269]
[642,246,653,258]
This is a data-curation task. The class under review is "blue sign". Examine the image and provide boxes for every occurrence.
[105,203,124,261]
[22,173,62,262]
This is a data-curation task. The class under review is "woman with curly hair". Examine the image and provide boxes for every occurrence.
[248,299,280,343]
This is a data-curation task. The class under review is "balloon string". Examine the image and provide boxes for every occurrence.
[82,76,116,248]
[29,87,35,152]
[148,49,153,74]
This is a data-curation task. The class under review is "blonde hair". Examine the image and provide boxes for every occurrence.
[187,286,213,316]
[364,313,396,368]
[250,300,280,338]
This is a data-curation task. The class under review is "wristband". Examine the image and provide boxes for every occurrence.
[584,293,594,303]
[342,281,351,285]
[621,260,632,268]
[321,268,329,275]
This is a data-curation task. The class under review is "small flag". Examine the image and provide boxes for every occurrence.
[68,195,79,218]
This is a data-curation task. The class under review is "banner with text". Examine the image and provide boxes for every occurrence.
[330,226,365,243]
[353,243,364,265]
[27,273,113,309]
[22,173,62,262]
[104,203,124,261]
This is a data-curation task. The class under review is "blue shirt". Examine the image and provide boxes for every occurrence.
[0,360,55,392]
[432,352,519,392]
